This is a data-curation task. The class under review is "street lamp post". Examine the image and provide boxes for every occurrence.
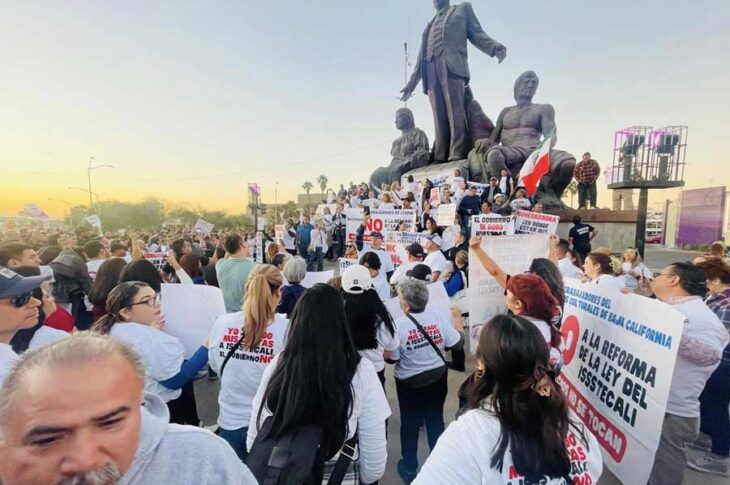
[274,182,279,225]
[87,157,115,215]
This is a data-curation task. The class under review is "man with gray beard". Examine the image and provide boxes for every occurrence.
[0,333,255,485]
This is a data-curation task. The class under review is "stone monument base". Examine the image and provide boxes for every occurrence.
[554,209,638,254]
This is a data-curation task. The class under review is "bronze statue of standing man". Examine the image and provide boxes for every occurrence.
[400,1,506,163]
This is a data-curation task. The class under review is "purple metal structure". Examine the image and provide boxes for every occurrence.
[677,187,726,247]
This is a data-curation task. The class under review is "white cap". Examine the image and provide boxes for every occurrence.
[341,265,374,295]
[428,234,442,247]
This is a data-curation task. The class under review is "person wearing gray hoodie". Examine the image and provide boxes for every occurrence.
[0,332,256,485]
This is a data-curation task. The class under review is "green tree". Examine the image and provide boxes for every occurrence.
[316,175,328,199]
[562,180,578,208]
[302,181,313,195]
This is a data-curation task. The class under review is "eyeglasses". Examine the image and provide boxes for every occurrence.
[10,292,33,308]
[125,293,162,309]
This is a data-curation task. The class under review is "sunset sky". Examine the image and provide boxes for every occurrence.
[1,0,728,219]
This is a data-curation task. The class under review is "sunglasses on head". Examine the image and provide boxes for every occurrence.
[10,292,33,308]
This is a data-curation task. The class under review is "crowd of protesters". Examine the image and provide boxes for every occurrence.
[0,171,729,484]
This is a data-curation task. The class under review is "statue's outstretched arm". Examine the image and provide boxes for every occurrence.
[465,2,505,61]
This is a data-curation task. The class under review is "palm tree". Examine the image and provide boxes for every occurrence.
[562,180,578,208]
[302,181,313,197]
[316,175,328,200]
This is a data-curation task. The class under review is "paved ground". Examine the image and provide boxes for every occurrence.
[194,354,722,485]
[193,245,722,484]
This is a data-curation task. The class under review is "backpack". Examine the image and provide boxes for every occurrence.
[246,416,358,485]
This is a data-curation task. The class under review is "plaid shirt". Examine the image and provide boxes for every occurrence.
[574,159,601,184]
[706,288,730,366]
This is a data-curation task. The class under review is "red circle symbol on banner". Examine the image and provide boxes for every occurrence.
[561,316,581,366]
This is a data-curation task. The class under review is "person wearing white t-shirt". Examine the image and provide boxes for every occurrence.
[83,239,110,281]
[0,268,48,387]
[341,265,399,385]
[390,243,426,286]
[646,263,730,485]
[450,168,465,194]
[360,252,391,302]
[355,222,395,279]
[209,265,289,461]
[583,252,623,291]
[423,235,447,283]
[392,278,464,483]
[549,236,584,280]
[91,281,209,425]
[621,247,653,290]
[248,284,390,485]
[415,314,603,485]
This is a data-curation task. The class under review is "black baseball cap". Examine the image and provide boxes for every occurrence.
[0,267,50,300]
[371,231,384,239]
[406,264,432,282]
[406,243,425,259]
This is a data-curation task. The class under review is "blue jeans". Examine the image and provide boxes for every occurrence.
[298,243,309,261]
[395,371,448,474]
[219,426,249,461]
[700,362,730,456]
[307,247,324,271]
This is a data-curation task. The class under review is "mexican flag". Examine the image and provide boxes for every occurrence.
[518,132,553,197]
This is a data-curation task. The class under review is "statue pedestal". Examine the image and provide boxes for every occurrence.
[554,209,639,254]
[400,160,471,187]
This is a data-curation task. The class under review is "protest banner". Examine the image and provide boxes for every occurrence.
[85,215,101,229]
[194,218,214,234]
[385,283,453,322]
[557,279,685,485]
[160,283,226,358]
[467,234,550,354]
[337,258,359,276]
[429,188,441,206]
[514,210,560,235]
[143,252,165,270]
[316,204,338,216]
[274,224,285,243]
[382,231,421,266]
[434,203,457,227]
[470,215,515,237]
[346,208,415,244]
[301,270,334,288]
[23,203,49,219]
[255,232,263,264]
[466,181,489,196]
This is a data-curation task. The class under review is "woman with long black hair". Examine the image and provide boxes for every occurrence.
[247,284,390,485]
[415,314,603,484]
[340,265,398,386]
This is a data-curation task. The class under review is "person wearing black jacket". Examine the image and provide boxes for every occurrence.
[457,185,481,234]
[444,232,469,263]
[480,177,502,205]
[333,204,347,259]
[49,236,92,330]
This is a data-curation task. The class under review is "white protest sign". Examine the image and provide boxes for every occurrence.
[470,215,515,237]
[383,231,421,266]
[143,252,165,270]
[337,258,359,276]
[429,188,441,206]
[557,280,685,485]
[466,181,489,196]
[346,209,416,244]
[434,203,457,227]
[160,283,226,358]
[85,215,101,228]
[274,224,285,243]
[24,203,49,219]
[194,218,214,234]
[301,270,334,288]
[255,232,264,264]
[467,234,550,353]
[514,210,560,235]
[385,283,453,322]
[316,204,338,215]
